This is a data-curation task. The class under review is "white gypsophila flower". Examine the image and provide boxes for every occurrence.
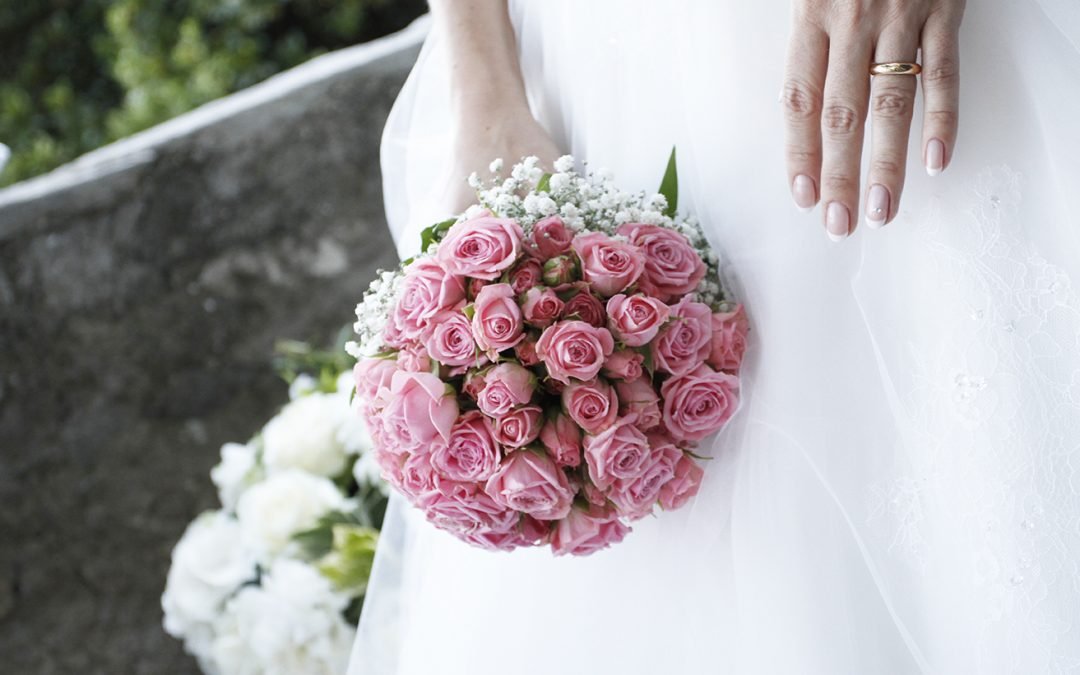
[236,470,349,560]
[261,393,350,478]
[162,511,257,662]
[553,155,574,173]
[211,443,259,512]
[488,158,503,173]
[209,559,355,675]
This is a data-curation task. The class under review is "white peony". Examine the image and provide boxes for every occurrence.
[262,392,350,478]
[209,559,356,675]
[210,442,258,511]
[162,511,257,661]
[235,470,348,560]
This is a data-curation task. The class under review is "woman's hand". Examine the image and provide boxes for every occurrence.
[783,0,966,240]
[432,0,562,214]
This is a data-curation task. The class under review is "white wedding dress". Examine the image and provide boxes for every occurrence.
[350,2,1080,673]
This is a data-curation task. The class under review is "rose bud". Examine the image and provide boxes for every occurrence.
[602,349,644,381]
[542,254,578,286]
[561,288,606,328]
[515,332,541,366]
[539,412,582,468]
[465,277,487,302]
[530,215,574,259]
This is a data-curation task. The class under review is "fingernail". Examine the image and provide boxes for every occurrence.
[926,139,945,176]
[792,175,817,212]
[865,184,889,229]
[825,202,849,241]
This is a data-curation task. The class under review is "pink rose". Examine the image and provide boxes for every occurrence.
[425,482,518,536]
[477,362,535,416]
[485,450,574,520]
[508,258,543,294]
[539,412,582,468]
[602,349,644,381]
[488,404,543,448]
[652,295,713,376]
[373,448,405,491]
[535,320,615,384]
[562,379,618,434]
[353,358,397,404]
[659,454,705,510]
[530,216,575,259]
[381,371,458,454]
[608,436,682,519]
[615,376,662,431]
[465,277,486,301]
[708,304,749,373]
[521,287,564,329]
[617,223,706,301]
[551,504,630,556]
[425,310,480,367]
[514,333,540,366]
[397,345,432,372]
[461,515,550,552]
[571,231,646,297]
[399,451,441,505]
[431,411,501,482]
[561,287,606,328]
[392,258,466,339]
[462,369,488,399]
[471,283,524,357]
[606,293,671,347]
[437,213,524,280]
[583,415,651,490]
[542,254,578,286]
[660,364,740,441]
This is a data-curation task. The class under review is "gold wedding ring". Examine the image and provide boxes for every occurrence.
[870,62,922,76]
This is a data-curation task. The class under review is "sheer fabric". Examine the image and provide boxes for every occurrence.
[353,2,1080,673]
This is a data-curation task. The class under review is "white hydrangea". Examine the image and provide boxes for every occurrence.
[261,393,350,478]
[162,512,257,662]
[209,560,355,675]
[235,470,349,560]
[210,443,259,512]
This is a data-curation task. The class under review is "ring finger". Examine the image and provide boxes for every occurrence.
[865,29,920,229]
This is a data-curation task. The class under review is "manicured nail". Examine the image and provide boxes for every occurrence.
[825,202,849,241]
[926,139,945,176]
[865,184,889,229]
[792,175,817,212]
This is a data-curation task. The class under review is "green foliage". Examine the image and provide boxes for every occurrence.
[658,146,679,217]
[0,0,425,186]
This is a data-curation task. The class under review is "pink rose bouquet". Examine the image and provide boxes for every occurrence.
[347,152,749,556]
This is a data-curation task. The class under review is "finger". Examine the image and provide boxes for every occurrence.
[819,34,873,240]
[865,29,919,228]
[920,12,961,176]
[782,23,829,212]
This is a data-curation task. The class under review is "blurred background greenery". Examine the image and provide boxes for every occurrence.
[0,0,426,187]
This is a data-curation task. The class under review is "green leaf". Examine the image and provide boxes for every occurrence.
[535,172,552,194]
[420,217,457,253]
[291,510,362,559]
[317,525,380,594]
[658,146,678,217]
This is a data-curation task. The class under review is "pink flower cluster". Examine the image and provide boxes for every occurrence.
[353,212,748,556]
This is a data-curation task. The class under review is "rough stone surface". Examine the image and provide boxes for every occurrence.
[0,25,422,675]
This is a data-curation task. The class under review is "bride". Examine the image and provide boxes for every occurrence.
[351,1,1080,673]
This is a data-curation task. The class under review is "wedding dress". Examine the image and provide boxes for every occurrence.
[350,1,1080,673]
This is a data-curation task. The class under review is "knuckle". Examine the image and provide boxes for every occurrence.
[784,144,819,166]
[870,157,903,177]
[822,172,857,193]
[924,58,959,87]
[872,91,911,119]
[782,79,822,120]
[822,102,861,135]
[925,108,958,129]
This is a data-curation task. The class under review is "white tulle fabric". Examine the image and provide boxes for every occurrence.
[352,2,1080,673]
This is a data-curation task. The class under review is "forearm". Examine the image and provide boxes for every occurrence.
[429,0,530,118]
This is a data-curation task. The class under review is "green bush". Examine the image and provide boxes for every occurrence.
[0,0,425,187]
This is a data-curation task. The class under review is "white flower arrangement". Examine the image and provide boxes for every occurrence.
[346,153,730,360]
[164,361,385,675]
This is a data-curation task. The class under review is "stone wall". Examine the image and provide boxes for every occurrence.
[0,18,427,674]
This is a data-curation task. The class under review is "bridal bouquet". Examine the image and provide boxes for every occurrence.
[162,350,387,675]
[347,152,747,556]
